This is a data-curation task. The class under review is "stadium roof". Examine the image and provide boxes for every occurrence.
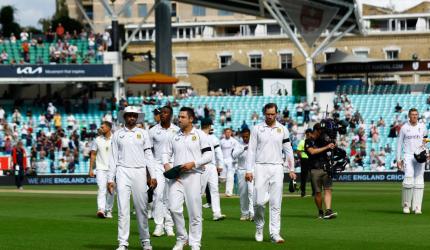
[175,0,364,34]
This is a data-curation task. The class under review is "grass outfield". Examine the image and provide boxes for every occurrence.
[0,183,429,250]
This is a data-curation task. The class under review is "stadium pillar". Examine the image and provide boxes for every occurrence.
[155,0,173,95]
[305,57,314,103]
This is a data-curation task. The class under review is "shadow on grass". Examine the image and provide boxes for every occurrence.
[83,244,171,250]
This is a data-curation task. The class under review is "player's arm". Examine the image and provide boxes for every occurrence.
[213,137,224,172]
[107,133,119,194]
[282,128,296,180]
[396,127,405,169]
[89,141,97,177]
[162,134,174,171]
[143,130,157,188]
[232,143,245,160]
[245,127,257,181]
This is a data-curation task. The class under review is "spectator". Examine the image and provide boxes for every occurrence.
[376,117,385,127]
[64,148,75,173]
[196,105,204,121]
[303,102,310,123]
[66,113,76,131]
[47,102,57,121]
[10,33,16,43]
[394,102,402,113]
[0,105,5,121]
[20,29,29,41]
[12,109,22,125]
[102,29,111,48]
[59,157,67,173]
[53,112,62,129]
[371,125,379,143]
[61,134,70,151]
[226,109,232,123]
[35,151,49,174]
[0,49,8,63]
[388,123,397,138]
[241,120,248,131]
[219,108,226,126]
[22,41,30,62]
[56,23,65,39]
[282,107,289,120]
[296,102,304,117]
[384,143,392,153]
[82,141,91,162]
[11,141,28,189]
[251,111,259,125]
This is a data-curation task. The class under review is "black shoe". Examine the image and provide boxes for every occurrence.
[323,209,338,219]
[318,210,324,219]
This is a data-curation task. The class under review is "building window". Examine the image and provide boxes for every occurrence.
[124,5,132,18]
[325,51,335,62]
[218,9,233,16]
[280,53,292,69]
[386,50,399,60]
[171,3,177,17]
[138,4,147,17]
[193,5,206,16]
[219,55,232,68]
[354,50,369,58]
[249,54,262,69]
[175,56,188,75]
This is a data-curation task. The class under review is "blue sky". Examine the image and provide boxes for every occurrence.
[0,0,426,28]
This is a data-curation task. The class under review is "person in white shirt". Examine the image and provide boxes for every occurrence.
[396,108,427,214]
[66,113,76,131]
[220,128,240,196]
[108,106,157,250]
[148,106,178,237]
[162,107,213,250]
[232,128,254,221]
[200,118,226,221]
[0,105,5,121]
[245,103,296,244]
[89,121,114,219]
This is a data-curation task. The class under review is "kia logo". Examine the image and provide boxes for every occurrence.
[16,66,43,75]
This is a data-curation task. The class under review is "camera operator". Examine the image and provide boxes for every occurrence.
[305,123,338,219]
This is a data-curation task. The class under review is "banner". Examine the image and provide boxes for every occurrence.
[0,156,9,171]
[0,64,113,78]
[280,0,339,47]
[262,78,293,96]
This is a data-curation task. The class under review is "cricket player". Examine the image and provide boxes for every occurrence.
[89,121,114,219]
[108,106,157,250]
[162,107,213,250]
[232,128,254,221]
[245,103,296,243]
[148,106,178,237]
[397,108,427,214]
[220,128,240,196]
[200,118,226,221]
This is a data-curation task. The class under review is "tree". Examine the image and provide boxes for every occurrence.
[51,0,83,33]
[54,0,69,20]
[0,5,21,36]
[38,18,52,33]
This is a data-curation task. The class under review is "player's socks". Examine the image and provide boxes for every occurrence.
[412,187,424,213]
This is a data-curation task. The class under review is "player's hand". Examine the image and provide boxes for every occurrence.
[245,172,253,182]
[216,167,223,173]
[149,178,157,188]
[327,143,336,149]
[181,162,195,171]
[289,171,297,180]
[89,169,94,177]
[164,163,171,171]
[107,182,115,195]
[397,160,404,171]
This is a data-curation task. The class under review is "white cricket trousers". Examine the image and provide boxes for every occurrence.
[402,154,425,211]
[116,167,150,247]
[201,164,222,216]
[168,172,202,247]
[96,169,114,212]
[224,159,235,195]
[237,169,254,217]
[253,164,284,237]
[153,168,174,228]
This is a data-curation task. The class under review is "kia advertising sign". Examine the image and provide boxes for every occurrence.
[0,64,113,78]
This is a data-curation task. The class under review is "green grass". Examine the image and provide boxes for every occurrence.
[0,183,429,249]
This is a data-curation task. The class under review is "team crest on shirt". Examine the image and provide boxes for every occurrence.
[137,133,142,139]
[192,135,197,141]
[277,128,282,133]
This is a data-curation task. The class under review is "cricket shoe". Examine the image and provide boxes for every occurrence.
[255,228,263,242]
[271,235,285,244]
[141,241,152,250]
[323,209,338,219]
[97,210,106,218]
[202,203,211,208]
[105,211,113,219]
[172,240,188,250]
[190,245,200,250]
[166,227,175,237]
[240,215,249,221]
[116,245,127,250]
[415,209,422,215]
[152,225,165,237]
[213,214,226,221]
[403,206,411,214]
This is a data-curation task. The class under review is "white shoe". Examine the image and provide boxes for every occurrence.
[105,211,113,219]
[202,203,211,208]
[172,241,187,250]
[415,209,422,214]
[213,214,226,221]
[240,215,248,221]
[191,245,200,250]
[271,235,285,244]
[142,241,152,250]
[403,206,411,214]
[249,214,254,221]
[255,228,263,242]
[116,246,127,250]
[166,227,175,237]
[152,225,165,237]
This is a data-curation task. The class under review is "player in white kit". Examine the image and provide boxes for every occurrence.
[220,128,240,196]
[245,103,296,243]
[148,106,178,237]
[232,128,254,221]
[396,108,427,214]
[200,118,226,221]
[162,107,213,250]
[89,121,114,219]
[108,106,157,250]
